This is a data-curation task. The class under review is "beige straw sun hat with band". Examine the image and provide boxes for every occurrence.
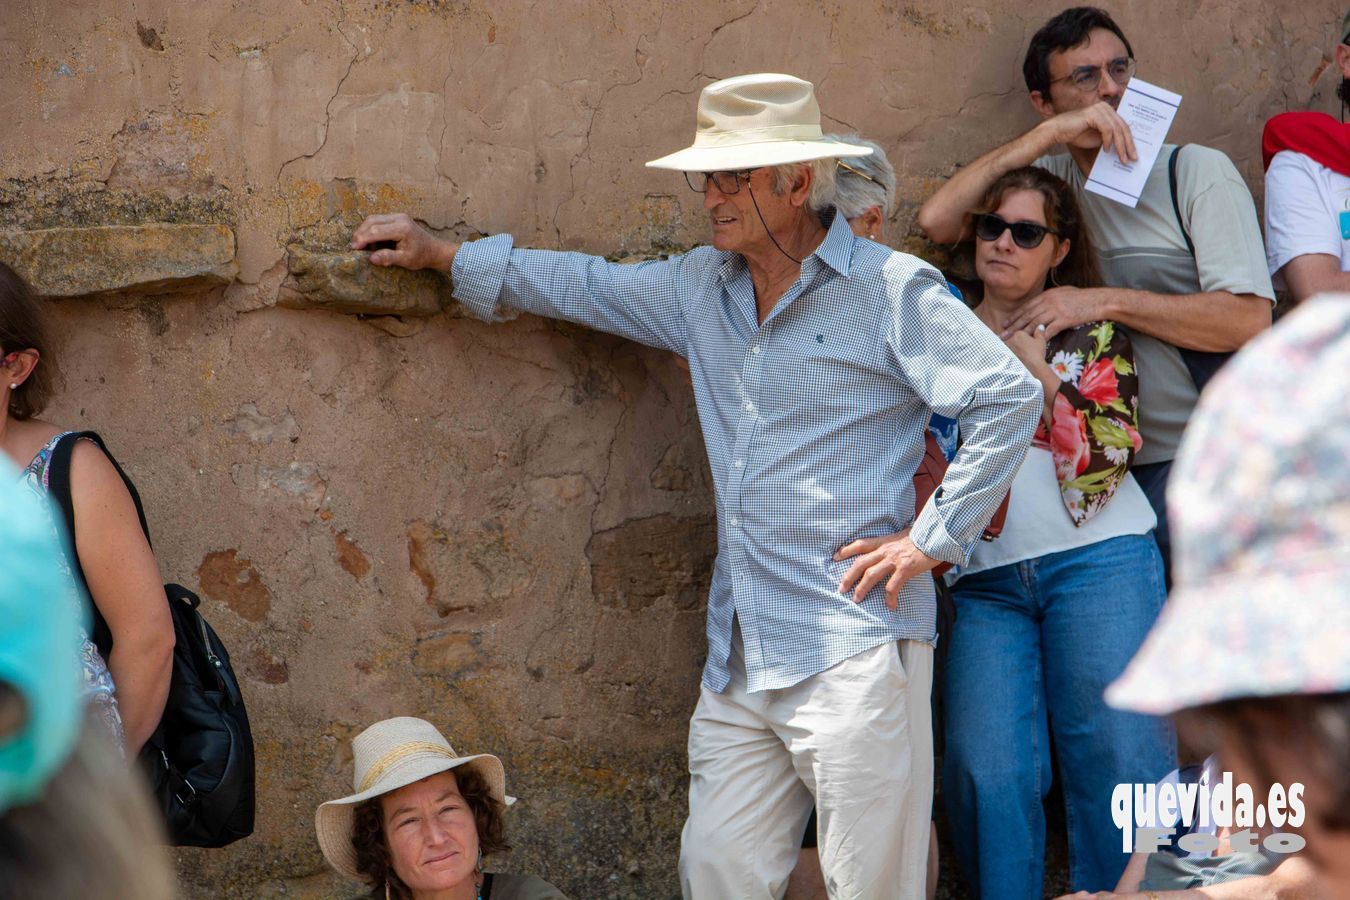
[645,73,873,172]
[315,717,511,881]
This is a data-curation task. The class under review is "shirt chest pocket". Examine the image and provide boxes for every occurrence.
[757,327,895,417]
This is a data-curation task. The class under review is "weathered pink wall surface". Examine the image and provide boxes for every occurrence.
[1,1,1341,896]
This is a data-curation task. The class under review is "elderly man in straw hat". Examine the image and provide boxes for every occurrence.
[353,73,1041,898]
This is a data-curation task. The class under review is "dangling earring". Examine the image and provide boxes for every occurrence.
[475,850,486,900]
[385,882,391,900]
[1049,266,1061,287]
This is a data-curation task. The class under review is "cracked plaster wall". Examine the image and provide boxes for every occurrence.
[0,1,1341,897]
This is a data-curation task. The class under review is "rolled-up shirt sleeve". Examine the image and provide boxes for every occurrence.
[451,234,692,357]
[887,268,1041,564]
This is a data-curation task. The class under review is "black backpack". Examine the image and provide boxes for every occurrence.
[48,431,255,848]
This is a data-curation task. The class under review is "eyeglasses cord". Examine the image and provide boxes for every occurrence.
[746,181,805,265]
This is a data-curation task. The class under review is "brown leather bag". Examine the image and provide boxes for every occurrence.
[913,431,1010,577]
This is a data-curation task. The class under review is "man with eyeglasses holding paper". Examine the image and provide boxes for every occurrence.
[353,73,1041,899]
[918,6,1274,582]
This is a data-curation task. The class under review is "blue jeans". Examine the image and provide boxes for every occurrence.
[941,533,1176,899]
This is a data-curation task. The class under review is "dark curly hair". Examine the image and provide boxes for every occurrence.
[972,166,1101,291]
[0,261,60,421]
[350,766,509,898]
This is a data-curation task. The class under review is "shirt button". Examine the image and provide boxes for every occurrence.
[750,345,762,355]
[743,401,754,413]
[730,516,740,527]
[734,459,745,468]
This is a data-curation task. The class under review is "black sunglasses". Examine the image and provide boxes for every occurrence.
[972,213,1060,249]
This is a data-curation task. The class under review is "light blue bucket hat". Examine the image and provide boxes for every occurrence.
[1107,295,1350,715]
[0,457,84,813]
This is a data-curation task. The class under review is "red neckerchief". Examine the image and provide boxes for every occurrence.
[1262,111,1350,174]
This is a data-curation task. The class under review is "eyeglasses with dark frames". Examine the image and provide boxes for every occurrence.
[972,213,1061,249]
[684,169,762,194]
[1050,56,1136,92]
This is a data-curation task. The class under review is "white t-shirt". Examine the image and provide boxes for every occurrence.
[953,446,1156,578]
[1265,149,1350,289]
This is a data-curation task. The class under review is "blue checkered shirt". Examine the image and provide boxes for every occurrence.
[452,211,1040,692]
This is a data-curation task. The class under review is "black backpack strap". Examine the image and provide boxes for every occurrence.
[1166,145,1232,393]
[46,431,85,565]
[1167,145,1196,256]
[49,430,152,545]
[47,430,154,657]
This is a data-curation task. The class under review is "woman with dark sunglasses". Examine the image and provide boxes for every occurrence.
[940,167,1174,899]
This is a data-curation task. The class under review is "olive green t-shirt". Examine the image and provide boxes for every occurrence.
[1035,145,1275,464]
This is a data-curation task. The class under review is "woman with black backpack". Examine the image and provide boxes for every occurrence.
[0,260,175,757]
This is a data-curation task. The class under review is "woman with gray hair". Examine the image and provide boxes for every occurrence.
[826,133,896,241]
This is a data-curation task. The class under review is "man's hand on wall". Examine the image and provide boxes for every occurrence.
[352,213,459,272]
[835,531,941,611]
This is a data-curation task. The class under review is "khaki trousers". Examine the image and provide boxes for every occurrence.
[679,626,934,899]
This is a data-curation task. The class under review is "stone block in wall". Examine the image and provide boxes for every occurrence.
[0,224,237,298]
[277,246,448,317]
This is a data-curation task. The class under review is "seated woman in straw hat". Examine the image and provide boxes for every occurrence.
[316,717,567,900]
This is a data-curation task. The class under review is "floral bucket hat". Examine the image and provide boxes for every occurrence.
[1107,294,1350,715]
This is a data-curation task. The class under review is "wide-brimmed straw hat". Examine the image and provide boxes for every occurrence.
[646,73,872,172]
[1106,295,1350,716]
[315,717,509,881]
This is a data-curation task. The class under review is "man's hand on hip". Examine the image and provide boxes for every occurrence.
[835,531,941,611]
[352,213,459,272]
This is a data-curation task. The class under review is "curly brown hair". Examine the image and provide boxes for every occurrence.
[350,766,509,897]
[0,262,60,421]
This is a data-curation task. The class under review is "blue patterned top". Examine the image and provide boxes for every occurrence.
[20,432,125,750]
[452,211,1040,692]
